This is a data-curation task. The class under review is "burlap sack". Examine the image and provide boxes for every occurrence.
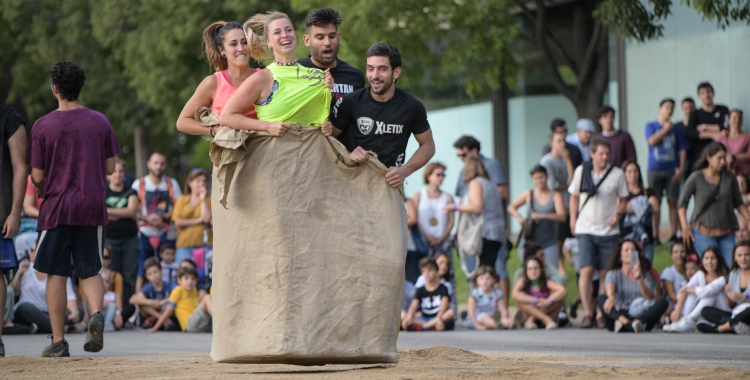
[209,125,406,364]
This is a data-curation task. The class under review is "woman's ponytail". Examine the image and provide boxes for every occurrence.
[202,21,228,71]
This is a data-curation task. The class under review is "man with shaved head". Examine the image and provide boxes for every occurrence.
[131,152,181,291]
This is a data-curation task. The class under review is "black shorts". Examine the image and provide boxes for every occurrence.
[557,216,573,242]
[35,225,104,278]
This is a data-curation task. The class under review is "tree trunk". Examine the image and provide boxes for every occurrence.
[133,126,150,178]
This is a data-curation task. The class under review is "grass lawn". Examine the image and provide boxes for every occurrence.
[452,243,674,306]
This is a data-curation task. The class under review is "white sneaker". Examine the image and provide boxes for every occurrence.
[672,316,695,333]
[545,322,558,330]
[614,320,624,333]
[732,322,750,335]
[524,321,538,330]
[662,323,674,332]
[632,319,644,333]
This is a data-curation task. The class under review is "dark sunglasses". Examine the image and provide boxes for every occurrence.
[103,256,111,260]
[433,172,446,177]
[457,153,468,158]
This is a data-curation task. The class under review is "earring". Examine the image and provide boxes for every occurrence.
[222,54,226,58]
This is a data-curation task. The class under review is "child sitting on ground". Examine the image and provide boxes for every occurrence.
[512,257,568,330]
[467,266,505,330]
[414,252,457,320]
[145,266,212,333]
[130,257,177,330]
[159,243,179,285]
[402,257,453,331]
[179,259,207,299]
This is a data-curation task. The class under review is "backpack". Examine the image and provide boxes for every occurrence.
[137,176,176,205]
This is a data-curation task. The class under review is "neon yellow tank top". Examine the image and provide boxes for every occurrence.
[255,63,332,127]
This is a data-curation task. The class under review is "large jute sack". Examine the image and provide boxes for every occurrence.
[209,125,406,364]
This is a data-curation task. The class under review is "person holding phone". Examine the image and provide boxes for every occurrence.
[597,239,669,333]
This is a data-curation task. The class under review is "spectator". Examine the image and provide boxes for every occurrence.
[401,257,453,331]
[11,242,84,335]
[562,237,600,320]
[104,158,139,322]
[541,118,583,169]
[686,82,729,174]
[15,174,42,257]
[664,246,729,332]
[414,252,457,320]
[679,142,750,265]
[569,139,629,328]
[597,239,669,333]
[715,109,750,175]
[512,242,568,290]
[726,153,738,174]
[620,161,660,263]
[675,97,697,181]
[454,135,509,201]
[699,240,750,334]
[100,271,121,332]
[736,174,750,241]
[595,106,637,168]
[686,254,700,281]
[132,153,182,292]
[507,165,566,267]
[178,259,207,300]
[144,265,212,333]
[512,256,568,330]
[172,169,212,264]
[160,243,179,285]
[540,132,575,265]
[466,266,505,330]
[0,104,27,357]
[30,61,119,356]
[661,242,688,322]
[447,156,510,327]
[566,119,595,163]
[645,98,687,245]
[412,162,454,257]
[129,257,177,330]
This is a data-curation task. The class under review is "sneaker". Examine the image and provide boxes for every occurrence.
[614,320,624,334]
[545,322,558,330]
[696,320,718,333]
[41,336,70,357]
[67,322,86,333]
[732,322,750,335]
[141,316,157,330]
[164,320,182,332]
[672,316,695,333]
[569,297,580,319]
[580,315,594,329]
[2,323,37,335]
[460,310,468,321]
[662,322,674,332]
[84,312,104,353]
[512,310,523,329]
[524,321,538,330]
[632,319,644,333]
[0,340,4,358]
[557,309,570,327]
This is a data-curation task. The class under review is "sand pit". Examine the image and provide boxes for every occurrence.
[2,346,748,379]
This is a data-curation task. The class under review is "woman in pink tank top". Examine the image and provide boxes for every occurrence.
[176,21,264,137]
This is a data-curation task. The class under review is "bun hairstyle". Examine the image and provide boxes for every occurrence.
[202,21,264,71]
[243,12,293,56]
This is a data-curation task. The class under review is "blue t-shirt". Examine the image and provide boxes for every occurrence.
[645,121,688,171]
[140,281,177,300]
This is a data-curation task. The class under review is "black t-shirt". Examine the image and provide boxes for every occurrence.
[330,88,431,167]
[685,105,730,160]
[298,58,365,109]
[0,105,25,223]
[105,187,138,240]
[414,283,449,318]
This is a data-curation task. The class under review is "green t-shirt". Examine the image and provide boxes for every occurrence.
[255,63,331,127]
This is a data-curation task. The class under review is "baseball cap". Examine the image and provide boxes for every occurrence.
[576,119,595,132]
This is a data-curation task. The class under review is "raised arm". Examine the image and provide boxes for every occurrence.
[176,75,218,136]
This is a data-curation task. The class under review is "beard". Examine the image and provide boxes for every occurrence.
[312,44,339,66]
[369,75,395,95]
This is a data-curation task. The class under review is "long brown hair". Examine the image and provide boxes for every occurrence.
[184,168,208,195]
[731,240,750,271]
[621,160,644,192]
[522,256,549,294]
[462,156,489,183]
[202,21,263,71]
[700,246,729,278]
[694,141,727,171]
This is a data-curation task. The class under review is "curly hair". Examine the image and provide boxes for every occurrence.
[50,61,85,101]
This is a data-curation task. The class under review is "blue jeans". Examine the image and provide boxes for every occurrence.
[138,232,167,277]
[692,227,734,265]
[644,243,654,265]
[462,242,508,280]
[176,247,197,265]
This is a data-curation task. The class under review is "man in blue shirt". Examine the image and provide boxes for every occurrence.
[566,119,595,162]
[645,98,687,245]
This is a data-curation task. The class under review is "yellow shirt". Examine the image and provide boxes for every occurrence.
[172,195,213,248]
[168,285,199,331]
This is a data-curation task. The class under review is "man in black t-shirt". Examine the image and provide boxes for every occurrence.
[324,43,436,188]
[686,82,729,163]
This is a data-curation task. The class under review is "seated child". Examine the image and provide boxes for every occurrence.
[130,257,177,330]
[179,259,207,299]
[159,243,179,285]
[145,266,212,333]
[467,266,505,330]
[401,257,453,331]
[414,252,457,318]
[511,257,568,330]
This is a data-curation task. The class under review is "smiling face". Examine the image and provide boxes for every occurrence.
[436,254,450,277]
[671,243,686,266]
[266,17,296,57]
[525,259,543,282]
[109,162,125,187]
[220,28,249,68]
[531,171,548,190]
[366,55,400,96]
[305,24,340,67]
[702,250,718,274]
[735,245,750,270]
[476,273,496,292]
[620,241,638,266]
[698,87,714,107]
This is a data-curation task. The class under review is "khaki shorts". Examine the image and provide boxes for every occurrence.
[186,307,212,333]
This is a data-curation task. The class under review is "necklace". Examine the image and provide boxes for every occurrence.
[274,59,297,66]
[428,191,441,227]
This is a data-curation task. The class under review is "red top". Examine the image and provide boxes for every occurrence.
[211,69,258,118]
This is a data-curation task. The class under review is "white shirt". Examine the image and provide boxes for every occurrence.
[131,176,182,237]
[417,189,451,238]
[15,263,76,312]
[568,165,628,236]
[661,265,687,306]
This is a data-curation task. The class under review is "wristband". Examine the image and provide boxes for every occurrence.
[209,125,217,137]
[746,294,750,301]
[548,296,555,303]
[454,204,459,211]
[531,297,538,307]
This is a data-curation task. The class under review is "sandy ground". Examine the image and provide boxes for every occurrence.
[3,346,749,379]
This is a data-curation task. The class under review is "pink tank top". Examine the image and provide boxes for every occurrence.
[211,69,258,118]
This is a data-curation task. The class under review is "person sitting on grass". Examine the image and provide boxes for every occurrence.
[466,266,504,330]
[661,242,688,324]
[664,246,730,333]
[512,241,570,326]
[402,257,453,331]
[698,240,750,334]
[144,266,212,333]
[159,243,179,285]
[129,257,177,330]
[511,257,568,330]
[597,239,668,333]
[414,252,457,319]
